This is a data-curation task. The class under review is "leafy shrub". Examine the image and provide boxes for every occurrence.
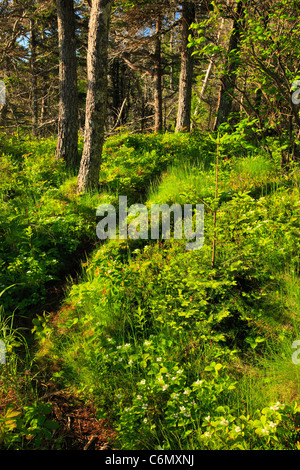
[0,402,58,449]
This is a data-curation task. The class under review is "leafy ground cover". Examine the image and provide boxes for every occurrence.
[0,130,213,448]
[1,130,300,449]
[0,132,204,317]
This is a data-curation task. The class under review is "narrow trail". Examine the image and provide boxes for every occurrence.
[17,238,118,450]
[30,173,279,449]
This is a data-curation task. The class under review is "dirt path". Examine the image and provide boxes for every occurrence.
[42,389,117,450]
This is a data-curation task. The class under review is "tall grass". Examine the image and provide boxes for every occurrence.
[0,307,33,407]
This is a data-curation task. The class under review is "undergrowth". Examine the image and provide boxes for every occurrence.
[1,130,300,449]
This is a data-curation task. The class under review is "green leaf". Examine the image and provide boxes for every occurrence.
[45,420,59,430]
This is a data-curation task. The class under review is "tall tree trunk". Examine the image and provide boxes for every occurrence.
[77,0,113,193]
[214,0,245,131]
[153,15,163,132]
[56,0,79,168]
[30,18,38,137]
[175,0,195,133]
[39,82,47,135]
[191,18,225,129]
[170,9,176,91]
[39,30,48,136]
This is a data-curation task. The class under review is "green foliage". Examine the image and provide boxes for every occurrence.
[190,0,300,156]
[33,132,300,450]
[100,131,215,203]
[0,402,58,449]
[0,131,215,315]
[2,131,300,450]
[197,401,300,450]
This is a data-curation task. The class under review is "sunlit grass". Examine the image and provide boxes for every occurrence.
[2,131,300,449]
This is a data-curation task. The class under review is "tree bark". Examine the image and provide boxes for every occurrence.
[30,18,38,137]
[56,0,79,168]
[169,11,175,91]
[77,0,113,193]
[214,0,245,131]
[175,0,195,133]
[39,30,48,136]
[153,15,163,132]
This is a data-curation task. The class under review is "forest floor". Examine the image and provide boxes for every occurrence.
[1,131,300,450]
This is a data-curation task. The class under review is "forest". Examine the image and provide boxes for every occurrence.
[0,0,300,453]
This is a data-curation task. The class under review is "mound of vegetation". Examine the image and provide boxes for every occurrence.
[0,131,218,449]
[8,131,298,451]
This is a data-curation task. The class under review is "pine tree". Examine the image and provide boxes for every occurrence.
[175,0,195,133]
[56,0,79,168]
[77,0,113,192]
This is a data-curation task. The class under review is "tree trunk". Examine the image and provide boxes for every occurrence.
[214,0,245,131]
[175,0,195,133]
[110,57,127,128]
[153,15,163,132]
[0,103,7,128]
[56,0,79,168]
[191,18,224,128]
[39,30,48,136]
[30,18,38,137]
[77,0,113,193]
[170,9,176,91]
